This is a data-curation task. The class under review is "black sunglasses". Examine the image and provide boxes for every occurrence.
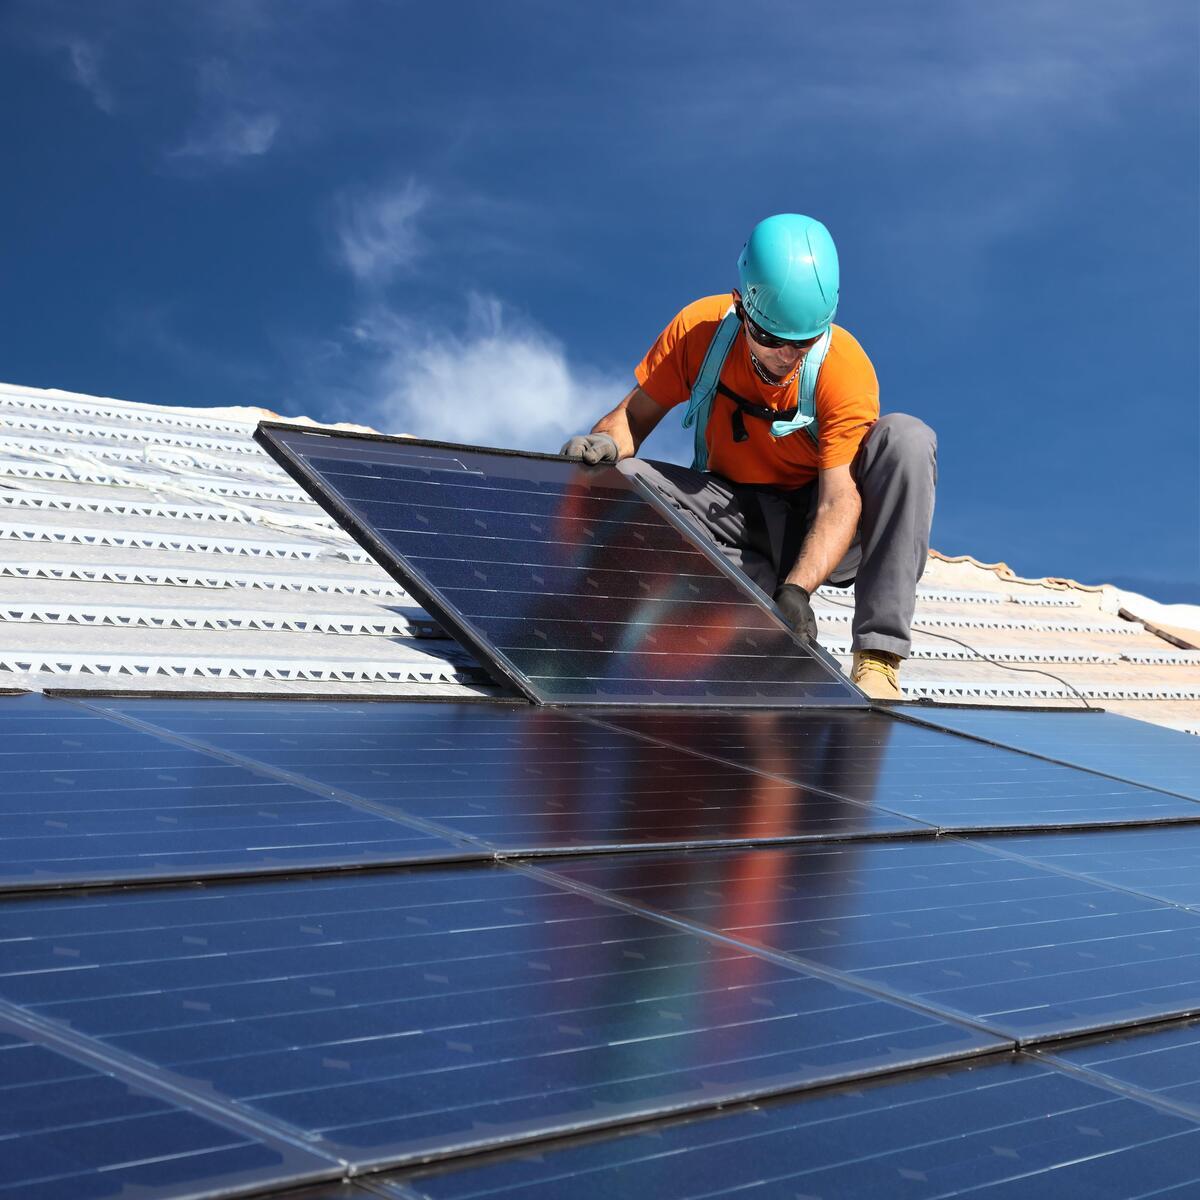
[736,302,817,351]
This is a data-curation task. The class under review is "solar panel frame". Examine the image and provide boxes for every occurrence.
[254,424,865,709]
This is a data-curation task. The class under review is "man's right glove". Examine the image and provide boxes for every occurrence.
[559,432,619,465]
[773,583,818,643]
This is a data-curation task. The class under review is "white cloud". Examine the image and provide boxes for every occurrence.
[165,58,279,169]
[59,35,113,113]
[169,110,279,164]
[333,179,429,286]
[346,294,625,452]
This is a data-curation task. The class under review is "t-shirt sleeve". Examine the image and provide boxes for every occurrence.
[816,332,881,470]
[634,298,725,411]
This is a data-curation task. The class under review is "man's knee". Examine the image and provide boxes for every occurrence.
[860,414,937,480]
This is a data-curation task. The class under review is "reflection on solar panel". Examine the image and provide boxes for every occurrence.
[86,697,934,851]
[0,864,1000,1168]
[0,694,470,889]
[0,1016,332,1199]
[541,842,1200,1040]
[898,705,1200,800]
[385,1056,1200,1200]
[594,708,1200,831]
[255,426,863,707]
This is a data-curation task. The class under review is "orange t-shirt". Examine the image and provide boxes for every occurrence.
[635,294,879,488]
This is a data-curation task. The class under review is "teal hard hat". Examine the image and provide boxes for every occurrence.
[736,214,840,341]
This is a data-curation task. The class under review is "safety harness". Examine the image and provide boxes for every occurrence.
[680,308,831,472]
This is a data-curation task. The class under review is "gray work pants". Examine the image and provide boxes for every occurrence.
[620,413,937,658]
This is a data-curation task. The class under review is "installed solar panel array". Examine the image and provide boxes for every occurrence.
[5,426,1200,1198]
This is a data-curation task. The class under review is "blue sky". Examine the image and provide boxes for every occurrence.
[2,0,1197,599]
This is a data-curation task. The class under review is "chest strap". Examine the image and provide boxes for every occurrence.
[680,308,831,471]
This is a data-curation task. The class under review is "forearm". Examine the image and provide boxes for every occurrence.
[590,386,665,460]
[783,492,861,593]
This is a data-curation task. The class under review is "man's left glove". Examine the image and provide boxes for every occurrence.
[773,583,818,642]
[560,432,619,464]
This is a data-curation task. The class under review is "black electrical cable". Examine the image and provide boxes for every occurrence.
[816,593,1095,710]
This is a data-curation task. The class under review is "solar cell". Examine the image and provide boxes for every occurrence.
[541,841,1200,1040]
[593,708,1200,831]
[255,426,864,707]
[384,1056,1200,1200]
[0,1015,331,1199]
[85,697,934,851]
[0,864,1002,1168]
[1044,1017,1200,1116]
[978,825,1200,911]
[897,706,1200,800]
[0,694,468,889]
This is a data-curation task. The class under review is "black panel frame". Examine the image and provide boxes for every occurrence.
[255,423,864,709]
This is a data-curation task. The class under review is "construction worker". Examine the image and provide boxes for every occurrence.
[560,213,936,700]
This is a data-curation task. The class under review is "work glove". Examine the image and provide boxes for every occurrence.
[559,432,619,465]
[773,583,818,643]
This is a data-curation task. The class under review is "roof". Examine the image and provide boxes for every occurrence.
[1,379,1196,730]
[3,376,1200,1200]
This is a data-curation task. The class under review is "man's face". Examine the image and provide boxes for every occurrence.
[733,290,820,381]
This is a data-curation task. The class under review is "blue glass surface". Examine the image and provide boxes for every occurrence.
[898,706,1200,800]
[542,840,1200,1040]
[596,708,1200,830]
[0,1018,330,1199]
[1046,1016,1200,1115]
[86,698,932,850]
[977,825,1200,911]
[255,428,864,707]
[0,864,1002,1167]
[0,695,466,888]
[384,1055,1200,1200]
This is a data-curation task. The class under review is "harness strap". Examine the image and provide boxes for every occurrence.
[681,310,832,471]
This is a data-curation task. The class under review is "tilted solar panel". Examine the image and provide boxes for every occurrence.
[255,425,864,707]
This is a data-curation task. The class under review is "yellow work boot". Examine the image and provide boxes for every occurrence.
[851,650,903,701]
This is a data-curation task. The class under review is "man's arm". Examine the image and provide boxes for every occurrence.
[782,463,861,592]
[583,386,668,460]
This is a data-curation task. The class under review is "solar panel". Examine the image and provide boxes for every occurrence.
[1044,1016,1200,1115]
[255,425,864,707]
[84,697,934,852]
[541,841,1200,1041]
[980,825,1200,911]
[593,708,1200,831]
[0,1015,332,1199]
[0,864,1002,1169]
[898,705,1200,800]
[384,1055,1200,1200]
[0,694,468,890]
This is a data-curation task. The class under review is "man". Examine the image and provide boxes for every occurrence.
[560,213,936,700]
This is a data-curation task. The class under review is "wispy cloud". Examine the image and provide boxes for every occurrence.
[332,179,429,286]
[165,57,279,170]
[57,34,113,113]
[337,294,624,452]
